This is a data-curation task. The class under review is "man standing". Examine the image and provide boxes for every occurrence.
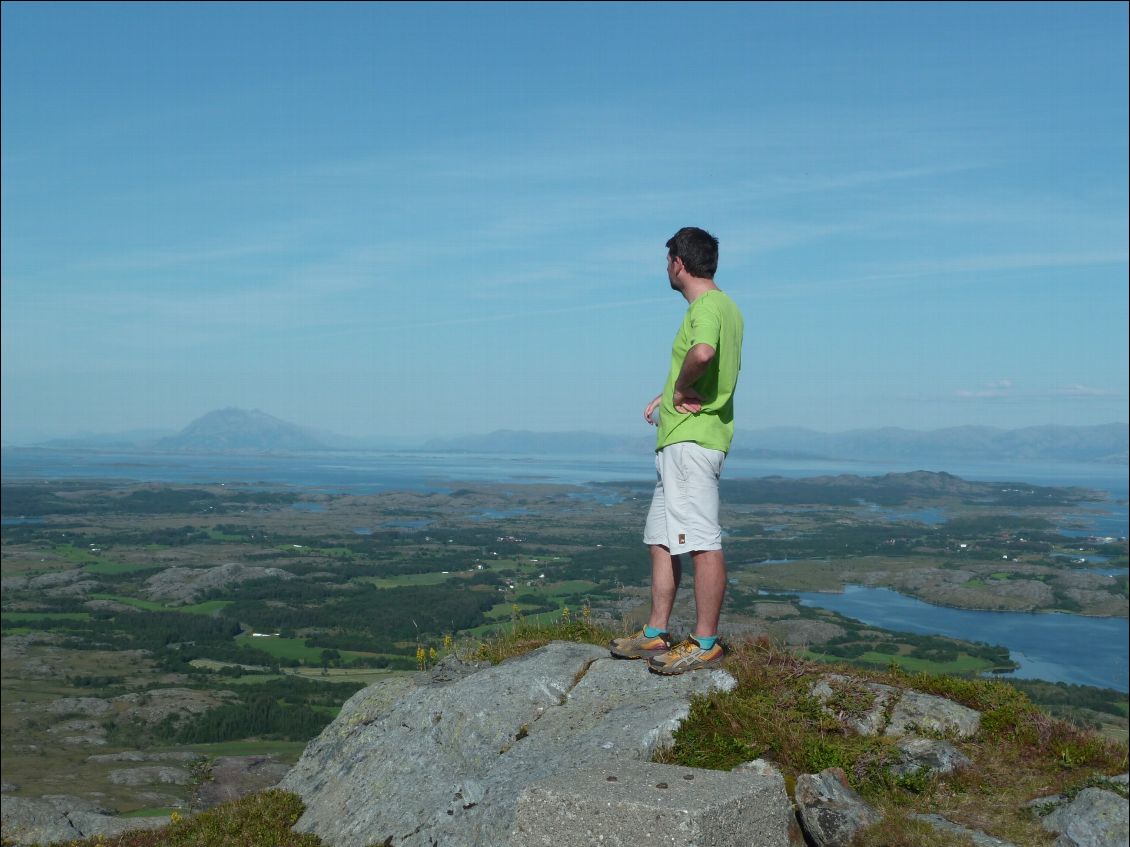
[610,227,744,675]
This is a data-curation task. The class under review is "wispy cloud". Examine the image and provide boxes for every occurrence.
[955,380,1015,400]
[954,381,1125,402]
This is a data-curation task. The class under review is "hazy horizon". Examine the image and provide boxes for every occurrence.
[2,405,1126,449]
[3,4,1128,444]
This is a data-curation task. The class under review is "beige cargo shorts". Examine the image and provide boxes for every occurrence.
[643,441,725,556]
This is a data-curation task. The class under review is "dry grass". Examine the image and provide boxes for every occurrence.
[465,603,613,664]
[652,635,1127,847]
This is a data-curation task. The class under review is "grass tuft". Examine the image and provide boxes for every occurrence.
[33,790,325,847]
[466,603,613,664]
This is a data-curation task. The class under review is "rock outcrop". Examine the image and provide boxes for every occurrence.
[280,642,737,847]
[794,767,882,847]
[0,795,168,846]
[808,672,981,738]
[1040,786,1129,847]
[192,755,292,811]
[142,562,294,604]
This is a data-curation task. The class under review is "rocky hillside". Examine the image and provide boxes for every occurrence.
[3,638,1127,847]
[278,641,1127,847]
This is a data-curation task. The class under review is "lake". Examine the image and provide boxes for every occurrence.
[795,585,1129,692]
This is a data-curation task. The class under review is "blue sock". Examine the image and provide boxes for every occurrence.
[643,625,664,638]
[693,634,718,649]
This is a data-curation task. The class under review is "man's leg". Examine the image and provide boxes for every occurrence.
[647,544,682,631]
[609,546,679,659]
[690,549,725,638]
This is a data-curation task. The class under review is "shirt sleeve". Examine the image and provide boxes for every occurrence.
[689,298,722,349]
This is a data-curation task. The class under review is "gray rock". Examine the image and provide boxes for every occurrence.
[732,758,785,783]
[107,766,194,786]
[885,690,981,738]
[143,562,294,604]
[84,598,143,614]
[777,619,846,646]
[1041,787,1129,847]
[510,761,793,847]
[111,687,234,723]
[46,718,108,746]
[59,734,108,747]
[46,719,103,736]
[193,755,291,810]
[426,652,493,684]
[44,697,114,717]
[281,640,736,847]
[808,674,898,736]
[752,602,797,619]
[890,737,972,777]
[45,580,96,598]
[0,794,168,847]
[794,767,882,847]
[911,813,1019,846]
[1,633,63,661]
[16,571,93,591]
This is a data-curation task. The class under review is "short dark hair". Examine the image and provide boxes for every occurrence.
[666,227,719,279]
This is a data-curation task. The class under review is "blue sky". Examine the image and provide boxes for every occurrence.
[2,2,1127,443]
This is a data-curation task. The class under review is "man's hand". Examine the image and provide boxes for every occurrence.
[671,343,714,416]
[673,386,705,415]
[643,394,662,426]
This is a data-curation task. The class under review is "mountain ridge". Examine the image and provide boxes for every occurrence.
[14,409,1128,464]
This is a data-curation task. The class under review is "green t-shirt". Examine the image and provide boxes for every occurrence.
[656,289,744,454]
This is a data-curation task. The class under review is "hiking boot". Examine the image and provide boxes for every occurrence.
[608,629,673,659]
[647,636,725,675]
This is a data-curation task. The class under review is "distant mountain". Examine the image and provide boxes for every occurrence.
[156,408,330,452]
[38,429,176,449]
[16,417,1127,464]
[424,423,1128,464]
[736,423,1128,464]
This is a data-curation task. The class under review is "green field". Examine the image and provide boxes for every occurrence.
[233,635,375,663]
[171,740,310,759]
[50,543,156,575]
[359,571,457,588]
[805,649,1000,676]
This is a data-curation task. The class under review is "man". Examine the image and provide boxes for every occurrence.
[610,226,744,675]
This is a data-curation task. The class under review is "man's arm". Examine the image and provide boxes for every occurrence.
[672,343,716,414]
[643,393,662,426]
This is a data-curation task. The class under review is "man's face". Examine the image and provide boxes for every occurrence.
[667,253,681,291]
